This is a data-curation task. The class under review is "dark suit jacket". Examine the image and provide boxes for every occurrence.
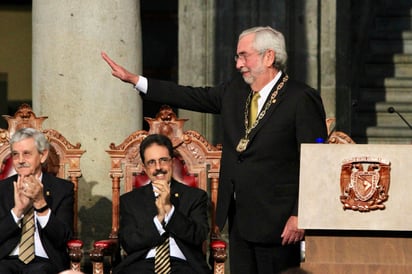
[114,179,211,274]
[142,72,328,244]
[0,173,74,272]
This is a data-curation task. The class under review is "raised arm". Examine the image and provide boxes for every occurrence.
[101,51,139,85]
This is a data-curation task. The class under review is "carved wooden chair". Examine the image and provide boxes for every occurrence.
[90,105,227,274]
[0,104,86,271]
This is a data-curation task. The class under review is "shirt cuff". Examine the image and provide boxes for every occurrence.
[153,205,175,234]
[135,76,148,93]
[164,205,175,224]
[35,209,51,228]
[10,209,23,226]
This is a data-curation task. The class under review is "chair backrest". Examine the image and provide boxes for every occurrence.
[0,104,85,237]
[106,105,222,239]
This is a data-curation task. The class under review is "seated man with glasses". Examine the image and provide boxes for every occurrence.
[113,134,211,274]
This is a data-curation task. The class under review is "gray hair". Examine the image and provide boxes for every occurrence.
[10,127,50,154]
[239,26,288,71]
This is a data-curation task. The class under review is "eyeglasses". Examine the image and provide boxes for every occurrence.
[234,51,264,63]
[144,157,172,168]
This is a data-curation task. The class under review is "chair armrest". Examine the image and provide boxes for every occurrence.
[89,239,119,274]
[68,239,83,249]
[210,239,227,274]
[210,239,227,263]
[210,226,227,274]
[93,239,118,255]
[67,239,83,261]
[67,239,83,271]
[210,239,226,249]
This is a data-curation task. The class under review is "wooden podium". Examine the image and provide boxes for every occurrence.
[299,144,412,274]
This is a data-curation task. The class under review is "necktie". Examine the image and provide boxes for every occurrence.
[19,207,35,264]
[249,92,260,126]
[154,237,171,274]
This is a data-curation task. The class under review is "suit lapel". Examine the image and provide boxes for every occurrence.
[6,175,18,208]
[143,183,158,214]
[170,180,181,210]
[41,173,54,206]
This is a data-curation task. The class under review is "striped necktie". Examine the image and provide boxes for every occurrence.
[249,91,260,126]
[154,237,171,274]
[18,207,35,264]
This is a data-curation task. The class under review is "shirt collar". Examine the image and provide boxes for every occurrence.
[257,71,283,108]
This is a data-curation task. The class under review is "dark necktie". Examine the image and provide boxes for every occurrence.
[249,92,260,126]
[154,237,171,274]
[19,207,35,264]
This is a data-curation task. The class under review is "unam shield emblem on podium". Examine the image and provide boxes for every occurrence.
[340,157,391,212]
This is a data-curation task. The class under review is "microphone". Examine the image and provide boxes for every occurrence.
[387,107,412,130]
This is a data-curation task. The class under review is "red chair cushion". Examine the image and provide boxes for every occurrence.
[210,240,227,249]
[93,239,117,249]
[67,239,83,248]
[0,155,15,180]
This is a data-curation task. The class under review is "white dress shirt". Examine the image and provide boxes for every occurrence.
[146,185,186,260]
[9,174,50,258]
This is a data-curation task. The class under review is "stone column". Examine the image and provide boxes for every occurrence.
[32,0,142,245]
[178,0,215,143]
[288,0,336,120]
[320,0,337,119]
[288,1,319,90]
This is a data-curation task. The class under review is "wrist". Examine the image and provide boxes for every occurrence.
[12,207,24,218]
[33,198,47,209]
[164,204,172,214]
[130,75,139,85]
[34,203,49,213]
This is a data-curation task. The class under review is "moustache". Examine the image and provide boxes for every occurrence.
[16,163,30,169]
[153,169,167,176]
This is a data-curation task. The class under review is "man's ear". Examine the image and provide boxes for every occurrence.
[264,49,276,67]
[40,149,49,164]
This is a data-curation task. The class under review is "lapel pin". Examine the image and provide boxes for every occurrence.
[174,193,179,198]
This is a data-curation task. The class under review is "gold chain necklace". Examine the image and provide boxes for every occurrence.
[236,75,289,152]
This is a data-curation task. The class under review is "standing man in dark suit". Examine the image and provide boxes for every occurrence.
[102,26,328,273]
[0,127,74,273]
[113,134,211,274]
